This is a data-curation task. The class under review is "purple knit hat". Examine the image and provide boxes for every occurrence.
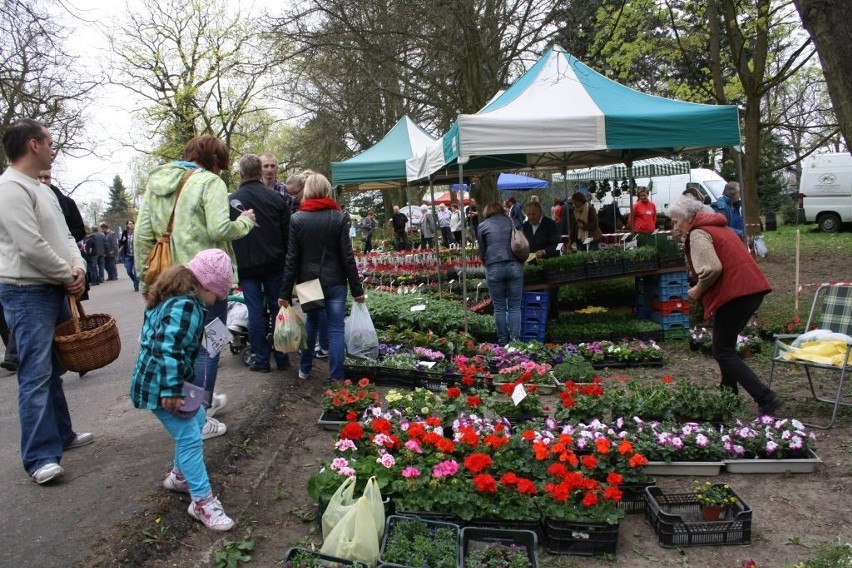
[185,249,233,299]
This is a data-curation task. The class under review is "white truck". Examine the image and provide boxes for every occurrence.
[799,152,852,232]
[594,168,728,216]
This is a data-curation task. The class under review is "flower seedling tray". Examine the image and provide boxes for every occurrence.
[378,515,460,568]
[644,486,752,547]
[460,527,539,568]
[317,411,348,431]
[643,461,724,476]
[283,547,369,567]
[723,449,822,474]
[492,377,558,395]
[542,517,620,556]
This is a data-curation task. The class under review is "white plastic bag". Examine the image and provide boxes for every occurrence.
[320,497,380,566]
[321,476,385,541]
[753,235,768,258]
[344,302,379,360]
[273,306,306,353]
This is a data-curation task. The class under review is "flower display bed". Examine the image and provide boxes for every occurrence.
[644,486,752,547]
[723,449,822,474]
[542,518,620,556]
[460,527,539,568]
[378,515,459,568]
[642,461,725,476]
[282,548,368,567]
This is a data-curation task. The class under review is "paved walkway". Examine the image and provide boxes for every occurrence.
[0,277,279,566]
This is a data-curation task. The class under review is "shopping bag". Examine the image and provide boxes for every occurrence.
[319,497,380,567]
[273,306,306,353]
[321,476,384,542]
[344,302,379,360]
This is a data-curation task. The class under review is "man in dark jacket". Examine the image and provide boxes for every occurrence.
[86,225,106,284]
[230,154,292,372]
[522,201,561,259]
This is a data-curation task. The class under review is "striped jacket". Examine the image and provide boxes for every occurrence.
[130,295,206,410]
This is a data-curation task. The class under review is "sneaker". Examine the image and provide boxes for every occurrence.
[65,432,94,449]
[187,496,234,531]
[0,360,18,372]
[314,347,329,359]
[31,462,63,484]
[298,370,310,380]
[201,416,227,440]
[249,364,271,373]
[207,393,228,418]
[162,470,189,493]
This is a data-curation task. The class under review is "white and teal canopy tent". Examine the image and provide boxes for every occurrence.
[332,116,436,191]
[562,157,692,182]
[406,45,741,182]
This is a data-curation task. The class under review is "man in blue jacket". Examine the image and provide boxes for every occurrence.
[230,154,292,372]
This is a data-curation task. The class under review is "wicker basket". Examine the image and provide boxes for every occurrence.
[54,297,121,372]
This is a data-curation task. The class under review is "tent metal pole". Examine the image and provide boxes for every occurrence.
[459,164,469,334]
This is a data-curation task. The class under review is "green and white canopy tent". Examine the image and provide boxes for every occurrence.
[561,157,692,183]
[406,45,741,182]
[332,116,437,192]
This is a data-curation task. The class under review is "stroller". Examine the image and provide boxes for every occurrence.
[227,294,276,366]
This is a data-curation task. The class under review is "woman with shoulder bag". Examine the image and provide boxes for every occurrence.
[134,135,256,440]
[477,202,524,345]
[278,173,365,382]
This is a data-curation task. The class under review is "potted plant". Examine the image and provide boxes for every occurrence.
[384,387,439,419]
[488,384,546,428]
[630,420,726,475]
[461,527,537,568]
[321,378,381,422]
[554,379,608,425]
[494,361,556,394]
[379,515,459,568]
[721,417,819,466]
[693,481,737,521]
[551,355,597,383]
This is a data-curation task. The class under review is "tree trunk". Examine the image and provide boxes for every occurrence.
[742,97,763,232]
[794,0,852,154]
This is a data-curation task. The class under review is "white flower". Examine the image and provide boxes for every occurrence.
[765,441,779,454]
[696,434,709,447]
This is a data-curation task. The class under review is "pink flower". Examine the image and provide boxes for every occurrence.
[335,439,357,452]
[330,457,349,472]
[402,466,421,478]
[405,439,423,454]
[377,452,396,468]
[432,459,460,478]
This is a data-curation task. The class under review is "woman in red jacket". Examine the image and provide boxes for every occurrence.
[669,196,784,417]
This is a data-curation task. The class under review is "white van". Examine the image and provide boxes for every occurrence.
[595,168,727,215]
[799,153,852,232]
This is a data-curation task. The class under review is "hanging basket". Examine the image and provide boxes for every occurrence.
[54,297,121,373]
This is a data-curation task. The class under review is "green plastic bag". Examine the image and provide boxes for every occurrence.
[320,496,380,567]
[321,476,385,542]
[273,306,306,353]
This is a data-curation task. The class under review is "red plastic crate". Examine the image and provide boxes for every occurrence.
[651,298,689,315]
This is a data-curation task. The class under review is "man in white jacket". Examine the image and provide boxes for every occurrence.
[0,119,92,485]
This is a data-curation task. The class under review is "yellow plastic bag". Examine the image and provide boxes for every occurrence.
[779,339,852,367]
[273,306,306,353]
[319,497,380,567]
[321,476,385,542]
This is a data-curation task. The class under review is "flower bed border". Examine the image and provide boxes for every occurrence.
[644,486,752,548]
[642,461,724,476]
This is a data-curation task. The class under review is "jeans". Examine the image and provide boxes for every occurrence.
[152,407,210,498]
[485,261,524,344]
[363,233,373,253]
[440,227,452,248]
[712,293,775,406]
[95,255,105,283]
[105,255,117,280]
[124,256,139,290]
[301,285,346,381]
[0,284,76,474]
[193,298,227,404]
[242,272,289,369]
[394,231,408,251]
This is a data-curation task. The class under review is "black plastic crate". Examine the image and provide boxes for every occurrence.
[372,367,424,389]
[542,518,619,556]
[467,517,543,541]
[283,548,368,567]
[644,485,752,547]
[460,527,538,568]
[379,515,460,568]
[618,480,655,514]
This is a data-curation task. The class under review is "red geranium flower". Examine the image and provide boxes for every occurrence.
[618,440,634,455]
[629,454,649,468]
[581,491,599,507]
[594,438,611,454]
[340,422,364,440]
[446,386,461,399]
[473,473,497,493]
[346,410,358,421]
[603,485,623,502]
[466,395,481,407]
[606,472,623,485]
[463,453,493,473]
[500,472,519,486]
[580,455,598,469]
[371,417,392,433]
[516,478,538,495]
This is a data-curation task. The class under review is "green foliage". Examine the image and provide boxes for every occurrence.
[787,541,852,568]
[103,175,133,230]
[366,291,496,339]
[551,356,597,383]
[212,531,255,568]
[381,518,458,568]
[556,277,635,310]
